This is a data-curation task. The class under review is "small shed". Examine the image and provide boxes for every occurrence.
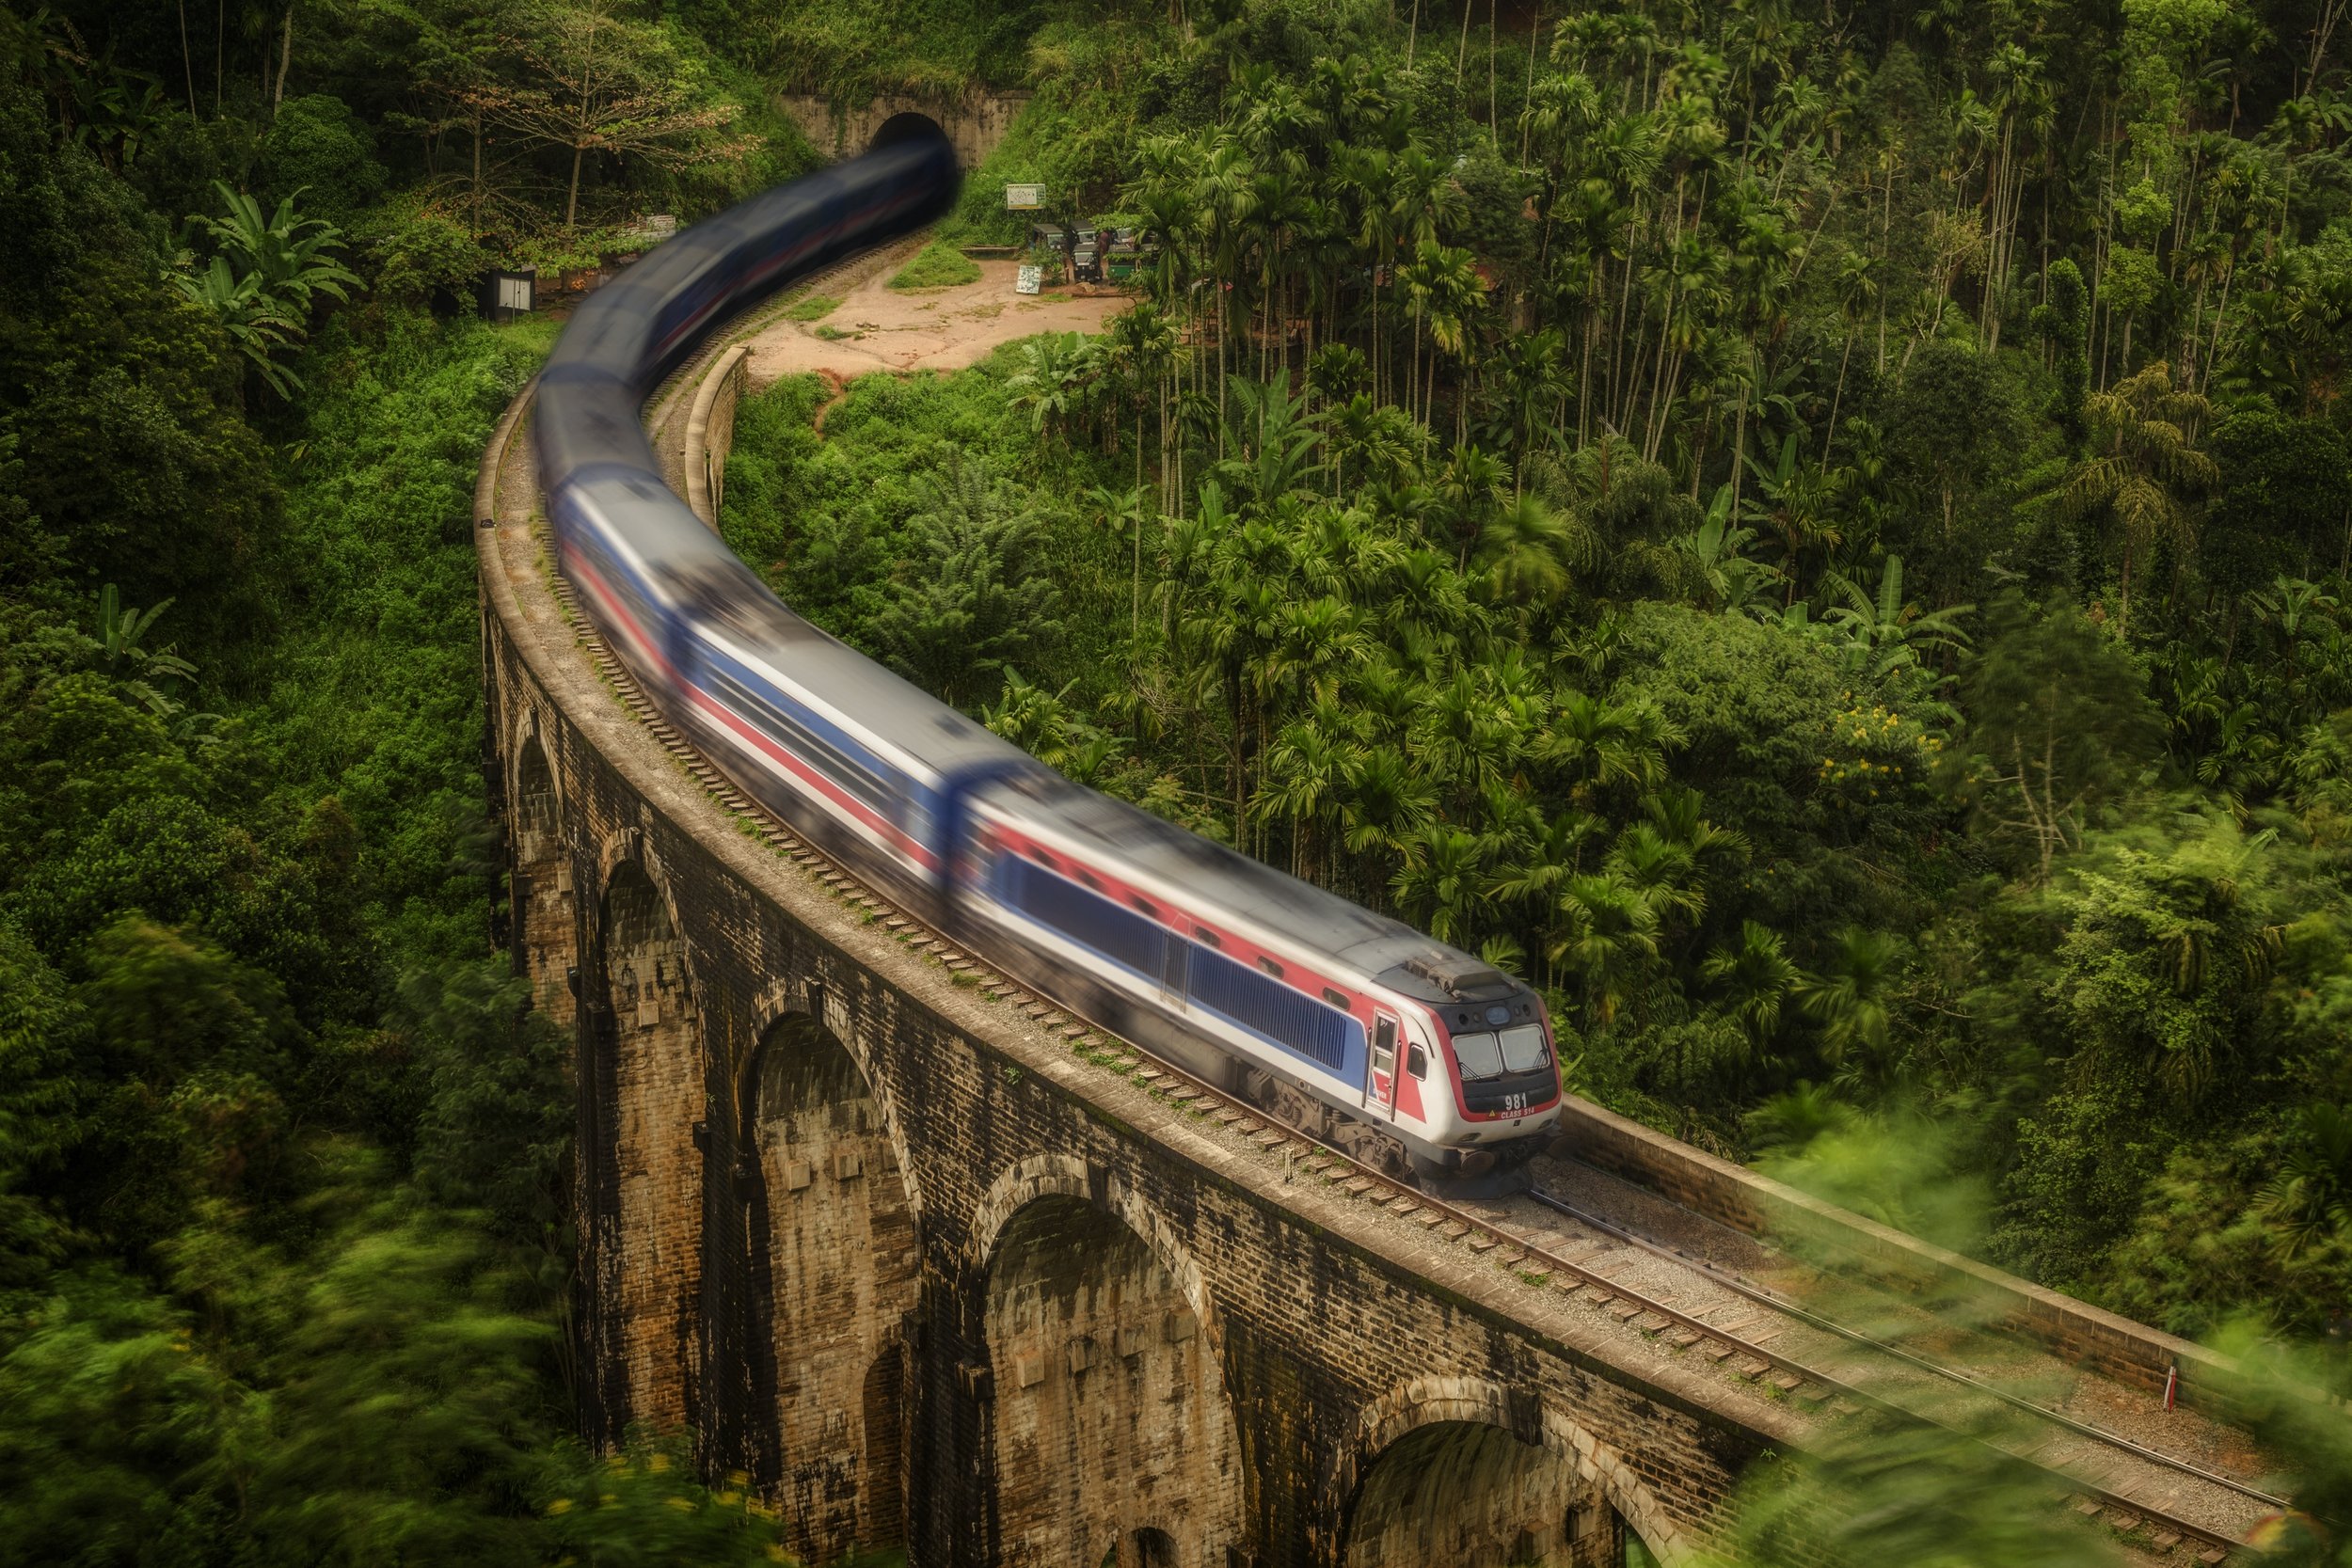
[477,267,536,322]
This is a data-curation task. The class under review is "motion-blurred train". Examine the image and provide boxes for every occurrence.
[533,119,1563,1182]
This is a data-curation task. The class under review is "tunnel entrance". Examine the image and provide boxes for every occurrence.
[745,1010,917,1559]
[1344,1418,1653,1567]
[869,110,948,152]
[983,1194,1239,1567]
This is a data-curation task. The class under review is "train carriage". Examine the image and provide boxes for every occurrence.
[534,119,1564,1185]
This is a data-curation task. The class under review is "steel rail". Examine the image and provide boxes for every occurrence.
[1528,1187,2292,1511]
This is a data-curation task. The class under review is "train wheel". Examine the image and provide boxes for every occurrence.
[1407,1151,1454,1185]
[1269,1080,1324,1139]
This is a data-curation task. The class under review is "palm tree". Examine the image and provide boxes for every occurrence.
[1477,493,1595,611]
[1084,484,1154,639]
[1391,825,1492,945]
[1702,919,1799,1049]
[1256,719,1354,881]
[1739,433,1846,603]
[1338,745,1438,906]
[1411,667,1520,806]
[1824,248,1878,456]
[1489,327,1572,480]
[1797,927,1903,1079]
[1604,821,1707,935]
[2060,360,2217,636]
[1535,691,1680,805]
[1549,871,1660,1028]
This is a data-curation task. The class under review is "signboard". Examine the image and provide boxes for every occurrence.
[1015,264,1042,295]
[1004,182,1045,211]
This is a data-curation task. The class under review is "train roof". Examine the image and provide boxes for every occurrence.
[974,766,1521,1006]
[680,561,1032,779]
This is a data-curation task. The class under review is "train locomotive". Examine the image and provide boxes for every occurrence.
[534,119,1564,1182]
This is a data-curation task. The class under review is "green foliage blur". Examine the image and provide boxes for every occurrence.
[0,3,804,1559]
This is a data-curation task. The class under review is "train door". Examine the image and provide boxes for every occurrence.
[1159,933,1189,1007]
[1366,1010,1402,1121]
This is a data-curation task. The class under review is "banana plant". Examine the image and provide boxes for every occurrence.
[173,256,306,396]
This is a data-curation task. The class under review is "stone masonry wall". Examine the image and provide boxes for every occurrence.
[751,1013,920,1560]
[983,1195,1241,1567]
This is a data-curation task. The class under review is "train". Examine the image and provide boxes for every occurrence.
[533,118,1564,1183]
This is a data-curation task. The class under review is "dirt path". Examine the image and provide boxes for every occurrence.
[740,255,1132,386]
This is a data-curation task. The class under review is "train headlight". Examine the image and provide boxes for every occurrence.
[1485,1004,1510,1025]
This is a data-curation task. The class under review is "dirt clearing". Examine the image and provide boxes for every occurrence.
[741,254,1131,385]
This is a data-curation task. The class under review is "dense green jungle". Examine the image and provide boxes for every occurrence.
[11,0,2352,1561]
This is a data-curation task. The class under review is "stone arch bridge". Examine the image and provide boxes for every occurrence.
[476,249,2268,1567]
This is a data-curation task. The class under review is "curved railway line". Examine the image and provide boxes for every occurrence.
[479,235,2282,1565]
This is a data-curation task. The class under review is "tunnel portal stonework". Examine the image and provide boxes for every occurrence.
[478,389,1788,1566]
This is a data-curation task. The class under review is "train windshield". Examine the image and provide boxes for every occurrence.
[1452,1032,1504,1081]
[1498,1024,1550,1072]
[1453,1024,1551,1083]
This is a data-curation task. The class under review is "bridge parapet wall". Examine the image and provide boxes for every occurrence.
[1555,1098,2237,1408]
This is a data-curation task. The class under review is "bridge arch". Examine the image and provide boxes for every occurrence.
[508,710,577,1029]
[588,847,707,1441]
[974,1164,1242,1567]
[736,1003,921,1560]
[1336,1376,1689,1568]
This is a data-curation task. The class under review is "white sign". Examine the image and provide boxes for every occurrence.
[496,275,534,311]
[1004,183,1044,210]
[1015,265,1042,295]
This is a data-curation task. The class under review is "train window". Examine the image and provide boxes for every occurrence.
[1257,956,1284,978]
[1184,946,1350,1070]
[1498,1024,1550,1071]
[1130,894,1160,919]
[1077,866,1101,889]
[1322,987,1348,1009]
[1002,855,1165,978]
[1370,1015,1397,1082]
[1405,1042,1428,1079]
[1193,927,1222,948]
[1453,1032,1507,1081]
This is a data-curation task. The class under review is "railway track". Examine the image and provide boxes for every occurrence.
[479,240,2282,1566]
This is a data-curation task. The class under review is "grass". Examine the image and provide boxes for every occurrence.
[813,324,858,341]
[784,293,843,322]
[887,241,984,291]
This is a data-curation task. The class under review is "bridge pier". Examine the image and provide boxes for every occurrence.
[1339,1381,1665,1567]
[507,716,577,1032]
[972,1172,1243,1567]
[583,852,707,1444]
[735,1007,921,1560]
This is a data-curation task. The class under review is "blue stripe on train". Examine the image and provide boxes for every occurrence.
[988,854,1366,1084]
